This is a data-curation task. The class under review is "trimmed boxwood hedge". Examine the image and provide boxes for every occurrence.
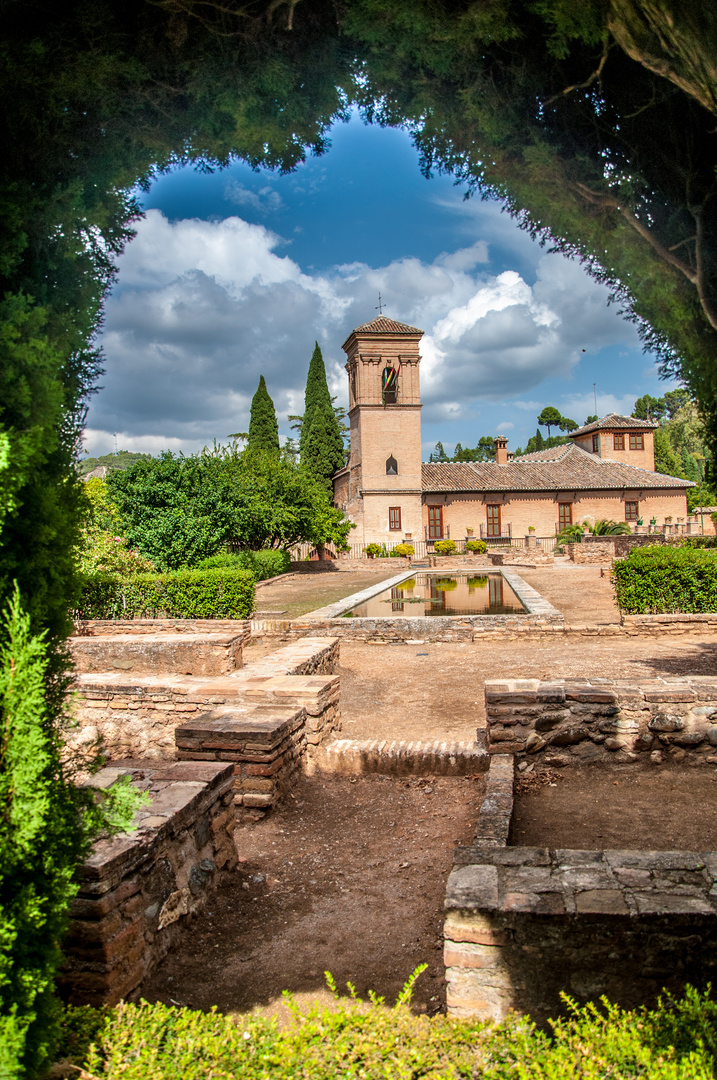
[196,549,291,580]
[76,568,255,620]
[613,545,717,614]
[57,984,717,1080]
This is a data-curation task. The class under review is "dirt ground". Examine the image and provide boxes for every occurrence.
[339,636,717,743]
[511,764,717,850]
[141,774,482,1018]
[519,563,620,625]
[254,566,400,618]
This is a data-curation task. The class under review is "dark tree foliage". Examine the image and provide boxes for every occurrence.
[247,376,280,455]
[298,343,345,485]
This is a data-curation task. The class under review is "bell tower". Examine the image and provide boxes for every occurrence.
[333,316,424,546]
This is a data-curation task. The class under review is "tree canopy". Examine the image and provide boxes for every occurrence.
[107,446,353,569]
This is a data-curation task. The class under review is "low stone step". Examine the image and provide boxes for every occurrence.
[310,738,488,777]
[70,631,248,677]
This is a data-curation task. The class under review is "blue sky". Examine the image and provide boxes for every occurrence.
[85,111,675,460]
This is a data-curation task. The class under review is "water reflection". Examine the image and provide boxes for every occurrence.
[348,573,526,618]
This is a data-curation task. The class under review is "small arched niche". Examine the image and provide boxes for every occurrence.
[386,455,398,475]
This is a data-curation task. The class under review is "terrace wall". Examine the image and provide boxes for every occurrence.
[485,677,717,765]
[61,761,236,1006]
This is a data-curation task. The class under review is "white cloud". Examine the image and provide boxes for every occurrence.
[89,210,652,455]
[495,421,515,432]
[224,180,284,214]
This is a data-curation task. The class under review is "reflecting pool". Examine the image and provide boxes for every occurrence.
[346,573,526,618]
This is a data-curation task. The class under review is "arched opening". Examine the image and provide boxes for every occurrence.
[386,455,398,475]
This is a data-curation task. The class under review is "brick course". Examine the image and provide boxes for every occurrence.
[61,761,236,1005]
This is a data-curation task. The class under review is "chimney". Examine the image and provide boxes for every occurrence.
[494,436,509,465]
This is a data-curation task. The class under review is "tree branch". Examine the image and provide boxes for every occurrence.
[692,203,717,332]
[543,45,611,107]
[571,180,717,332]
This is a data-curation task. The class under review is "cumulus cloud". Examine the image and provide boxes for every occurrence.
[87,209,646,455]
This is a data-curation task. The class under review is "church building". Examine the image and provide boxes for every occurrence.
[332,317,693,545]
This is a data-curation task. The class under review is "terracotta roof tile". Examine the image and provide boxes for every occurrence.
[350,316,423,335]
[421,443,693,493]
[570,413,658,436]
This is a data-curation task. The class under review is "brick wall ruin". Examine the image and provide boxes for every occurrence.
[444,755,717,1023]
[484,677,717,765]
[62,761,236,1005]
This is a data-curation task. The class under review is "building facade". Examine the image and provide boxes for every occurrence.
[332,319,693,545]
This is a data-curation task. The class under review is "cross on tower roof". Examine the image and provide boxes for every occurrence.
[375,292,385,315]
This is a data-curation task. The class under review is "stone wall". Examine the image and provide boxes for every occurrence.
[75,618,251,637]
[485,677,717,765]
[444,845,717,1023]
[563,541,616,564]
[61,761,236,1005]
[488,552,554,567]
[72,637,340,760]
[70,631,247,676]
[73,670,340,761]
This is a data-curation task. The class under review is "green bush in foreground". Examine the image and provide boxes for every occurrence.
[434,539,457,555]
[0,587,146,1078]
[56,984,717,1079]
[465,539,487,553]
[613,545,717,614]
[197,549,290,580]
[76,568,255,620]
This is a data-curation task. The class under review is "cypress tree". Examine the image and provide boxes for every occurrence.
[247,375,279,455]
[300,343,345,486]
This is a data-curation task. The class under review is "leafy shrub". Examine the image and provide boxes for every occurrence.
[434,539,457,555]
[197,549,290,580]
[0,589,145,1078]
[392,543,414,557]
[465,539,487,553]
[612,545,717,613]
[56,984,717,1080]
[76,531,155,576]
[76,568,255,620]
[363,543,381,558]
[108,448,353,571]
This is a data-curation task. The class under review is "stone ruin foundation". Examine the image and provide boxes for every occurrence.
[444,674,717,1023]
[62,622,344,1005]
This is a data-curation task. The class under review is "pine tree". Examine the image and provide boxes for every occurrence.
[299,343,345,486]
[247,375,279,455]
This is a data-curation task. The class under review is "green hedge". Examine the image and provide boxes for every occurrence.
[612,545,717,613]
[57,985,717,1079]
[76,568,255,620]
[196,549,291,580]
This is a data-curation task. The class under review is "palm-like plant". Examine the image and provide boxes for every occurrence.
[555,519,632,549]
[555,523,586,545]
[590,519,632,536]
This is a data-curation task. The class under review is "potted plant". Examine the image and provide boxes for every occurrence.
[650,517,657,526]
[636,517,643,526]
[466,527,474,536]
[528,525,536,532]
[363,543,380,559]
